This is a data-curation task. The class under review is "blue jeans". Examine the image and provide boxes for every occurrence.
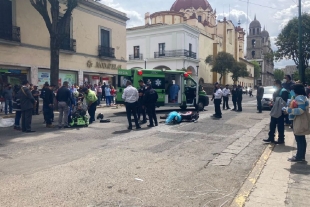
[14,111,21,126]
[5,99,12,114]
[106,96,111,106]
[295,135,307,160]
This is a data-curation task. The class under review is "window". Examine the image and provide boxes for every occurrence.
[253,29,255,35]
[189,43,192,54]
[0,0,13,39]
[118,76,132,88]
[159,43,165,56]
[134,46,140,58]
[143,77,165,90]
[262,38,264,43]
[257,28,259,34]
[252,39,256,48]
[184,78,196,88]
[198,16,202,22]
[251,51,256,59]
[101,29,110,47]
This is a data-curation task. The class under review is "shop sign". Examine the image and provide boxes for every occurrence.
[86,60,121,70]
[102,77,109,80]
[92,76,100,80]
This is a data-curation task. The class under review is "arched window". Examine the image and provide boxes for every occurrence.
[198,15,202,22]
[257,28,259,34]
[253,29,255,35]
[251,51,255,59]
[262,38,264,43]
[252,39,256,48]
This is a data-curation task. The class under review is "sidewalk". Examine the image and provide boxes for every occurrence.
[232,129,310,207]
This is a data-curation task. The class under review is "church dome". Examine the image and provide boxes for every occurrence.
[170,0,213,11]
[261,28,269,37]
[249,15,261,28]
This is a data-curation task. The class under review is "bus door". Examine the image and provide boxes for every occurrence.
[116,69,133,104]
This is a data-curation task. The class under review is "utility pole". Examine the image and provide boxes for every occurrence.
[298,0,304,83]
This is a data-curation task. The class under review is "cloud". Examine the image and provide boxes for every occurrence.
[217,9,250,28]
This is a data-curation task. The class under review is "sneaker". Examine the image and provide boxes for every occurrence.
[288,156,304,162]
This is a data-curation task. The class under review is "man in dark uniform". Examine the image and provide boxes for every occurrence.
[137,79,147,124]
[257,83,264,113]
[263,79,289,144]
[231,85,237,111]
[143,83,158,127]
[236,85,243,112]
[32,86,40,115]
[40,82,54,128]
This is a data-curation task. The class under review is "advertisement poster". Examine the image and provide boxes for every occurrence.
[38,71,76,88]
[38,72,50,88]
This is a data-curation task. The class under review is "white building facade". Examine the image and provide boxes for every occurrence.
[126,23,200,76]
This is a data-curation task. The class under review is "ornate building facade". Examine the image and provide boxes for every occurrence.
[126,0,254,87]
[246,16,274,86]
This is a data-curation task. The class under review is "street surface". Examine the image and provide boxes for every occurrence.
[0,95,270,207]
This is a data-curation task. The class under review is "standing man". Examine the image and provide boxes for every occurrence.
[82,87,98,124]
[282,74,294,125]
[18,80,35,133]
[143,83,158,127]
[2,84,13,115]
[41,83,54,128]
[236,85,243,112]
[211,82,223,118]
[137,79,147,124]
[122,80,141,130]
[231,85,237,111]
[31,86,40,115]
[222,84,231,110]
[263,80,289,144]
[56,81,72,129]
[101,82,106,101]
[257,83,264,113]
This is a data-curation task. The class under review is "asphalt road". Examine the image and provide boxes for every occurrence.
[0,94,270,207]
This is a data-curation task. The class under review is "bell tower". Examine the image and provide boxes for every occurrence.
[246,15,263,60]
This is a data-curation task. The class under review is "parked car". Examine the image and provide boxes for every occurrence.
[261,86,276,110]
[242,87,247,94]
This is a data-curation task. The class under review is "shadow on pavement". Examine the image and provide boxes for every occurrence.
[273,144,297,153]
[290,162,310,175]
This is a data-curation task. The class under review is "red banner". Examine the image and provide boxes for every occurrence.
[92,76,99,80]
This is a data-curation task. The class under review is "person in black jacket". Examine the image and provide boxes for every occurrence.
[236,85,243,112]
[231,85,237,111]
[40,82,54,128]
[137,79,147,123]
[56,81,73,129]
[257,83,264,113]
[263,79,289,144]
[143,83,158,127]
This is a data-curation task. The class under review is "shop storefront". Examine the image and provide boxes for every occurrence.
[38,69,78,88]
[83,72,116,86]
[0,67,29,94]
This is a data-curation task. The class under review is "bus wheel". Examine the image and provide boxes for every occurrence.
[180,105,187,110]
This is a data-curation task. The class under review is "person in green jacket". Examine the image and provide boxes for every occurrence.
[82,87,98,124]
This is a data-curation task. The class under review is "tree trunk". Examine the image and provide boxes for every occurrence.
[219,74,223,84]
[50,36,60,86]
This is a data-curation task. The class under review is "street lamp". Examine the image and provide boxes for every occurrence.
[144,58,147,69]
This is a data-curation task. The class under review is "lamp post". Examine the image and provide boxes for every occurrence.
[144,58,147,69]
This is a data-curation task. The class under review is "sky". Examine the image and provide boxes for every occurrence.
[100,0,310,69]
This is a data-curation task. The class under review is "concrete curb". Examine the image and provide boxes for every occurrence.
[229,143,275,207]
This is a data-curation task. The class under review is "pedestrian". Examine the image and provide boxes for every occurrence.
[236,85,243,112]
[82,87,98,124]
[18,80,36,133]
[249,87,253,97]
[282,75,294,125]
[122,80,141,130]
[287,84,308,162]
[50,84,56,122]
[144,82,158,127]
[263,79,289,144]
[31,86,40,115]
[56,81,72,129]
[105,85,111,106]
[222,84,231,110]
[40,82,55,128]
[12,85,21,130]
[2,84,13,115]
[257,83,264,113]
[97,83,102,106]
[231,84,237,111]
[101,82,106,101]
[110,85,116,105]
[211,82,223,118]
[137,79,147,124]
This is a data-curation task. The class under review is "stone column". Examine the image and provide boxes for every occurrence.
[30,66,38,85]
[78,69,83,86]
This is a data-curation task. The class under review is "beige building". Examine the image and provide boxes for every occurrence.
[128,0,254,87]
[0,0,128,92]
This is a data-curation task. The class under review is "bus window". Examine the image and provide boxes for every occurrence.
[143,77,165,90]
[118,76,132,88]
[184,78,196,88]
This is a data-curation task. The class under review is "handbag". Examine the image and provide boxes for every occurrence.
[293,105,310,135]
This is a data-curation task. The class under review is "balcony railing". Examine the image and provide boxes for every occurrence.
[0,26,20,42]
[154,49,196,59]
[98,45,115,58]
[129,54,143,60]
[60,37,76,52]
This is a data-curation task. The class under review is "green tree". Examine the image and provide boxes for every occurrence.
[229,62,249,83]
[275,13,310,84]
[273,69,285,81]
[251,61,261,79]
[30,0,99,85]
[205,52,235,84]
[293,68,310,83]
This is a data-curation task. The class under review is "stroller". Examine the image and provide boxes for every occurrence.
[69,101,89,127]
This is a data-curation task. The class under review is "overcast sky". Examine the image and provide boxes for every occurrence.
[100,0,310,68]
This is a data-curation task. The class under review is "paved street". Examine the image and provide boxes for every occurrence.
[0,95,270,207]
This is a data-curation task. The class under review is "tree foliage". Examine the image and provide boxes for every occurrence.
[205,52,235,84]
[273,69,285,81]
[230,62,249,83]
[251,61,261,79]
[275,13,310,83]
[293,68,310,83]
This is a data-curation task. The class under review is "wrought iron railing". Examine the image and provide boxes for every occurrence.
[154,49,196,59]
[129,54,143,60]
[98,45,115,58]
[60,37,76,52]
[0,26,20,42]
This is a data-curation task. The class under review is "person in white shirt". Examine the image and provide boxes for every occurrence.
[222,84,231,110]
[211,82,223,118]
[122,80,141,130]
